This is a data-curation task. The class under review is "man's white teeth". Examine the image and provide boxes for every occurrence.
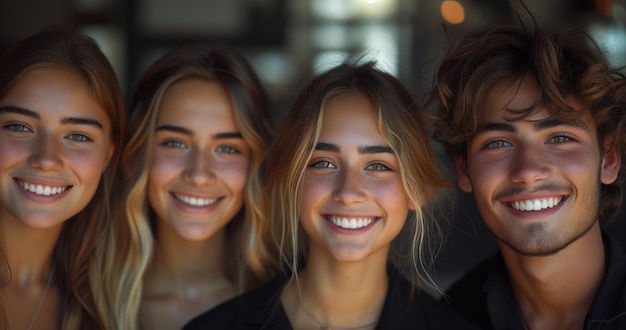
[511,197,563,211]
[174,194,218,206]
[329,216,374,229]
[19,181,68,195]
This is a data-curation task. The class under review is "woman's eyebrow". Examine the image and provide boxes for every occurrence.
[214,132,243,139]
[358,145,393,155]
[1,105,105,130]
[61,117,104,129]
[155,125,243,139]
[314,142,393,155]
[315,142,340,153]
[0,105,39,119]
[155,124,193,135]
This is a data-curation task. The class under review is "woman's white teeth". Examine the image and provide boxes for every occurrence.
[329,216,374,229]
[19,181,67,195]
[511,197,563,211]
[175,194,217,206]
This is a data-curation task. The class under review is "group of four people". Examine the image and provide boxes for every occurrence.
[0,9,625,330]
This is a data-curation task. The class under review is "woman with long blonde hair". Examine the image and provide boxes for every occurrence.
[123,43,274,329]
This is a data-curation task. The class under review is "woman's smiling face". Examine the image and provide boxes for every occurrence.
[299,92,412,262]
[0,67,114,229]
[148,79,250,241]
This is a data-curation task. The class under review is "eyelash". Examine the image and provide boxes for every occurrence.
[308,160,391,171]
[483,140,511,150]
[216,145,241,155]
[4,124,93,142]
[160,140,244,156]
[162,140,187,149]
[547,135,574,144]
[4,123,31,133]
[366,162,391,171]
[483,135,575,150]
[310,160,336,169]
[67,133,92,142]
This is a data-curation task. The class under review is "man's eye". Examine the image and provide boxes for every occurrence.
[485,140,511,149]
[547,135,573,144]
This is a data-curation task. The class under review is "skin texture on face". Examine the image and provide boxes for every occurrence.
[148,79,250,241]
[455,75,620,256]
[0,67,114,230]
[299,92,412,263]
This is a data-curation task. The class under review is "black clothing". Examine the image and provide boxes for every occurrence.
[184,268,477,329]
[445,232,626,330]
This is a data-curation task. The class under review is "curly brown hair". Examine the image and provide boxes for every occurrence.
[425,23,626,223]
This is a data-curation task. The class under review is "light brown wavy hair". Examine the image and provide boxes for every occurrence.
[0,24,148,329]
[266,61,449,290]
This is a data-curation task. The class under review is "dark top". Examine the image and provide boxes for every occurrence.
[445,232,626,330]
[184,267,478,329]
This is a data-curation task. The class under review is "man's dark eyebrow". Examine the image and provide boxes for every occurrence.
[534,118,589,131]
[315,142,340,153]
[0,105,40,119]
[61,117,104,129]
[358,145,394,154]
[476,123,517,134]
[476,118,589,135]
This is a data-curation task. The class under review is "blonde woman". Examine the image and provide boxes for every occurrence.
[123,44,274,329]
[0,25,149,329]
[185,62,476,329]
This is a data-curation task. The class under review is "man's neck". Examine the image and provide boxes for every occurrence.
[500,223,606,330]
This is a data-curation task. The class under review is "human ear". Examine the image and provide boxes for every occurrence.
[454,154,473,192]
[601,142,620,185]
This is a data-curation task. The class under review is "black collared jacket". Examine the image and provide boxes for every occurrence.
[444,232,626,330]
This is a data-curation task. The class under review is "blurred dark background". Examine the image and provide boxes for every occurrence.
[1,0,625,292]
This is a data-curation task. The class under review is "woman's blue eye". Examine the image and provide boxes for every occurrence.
[217,145,240,155]
[366,163,390,171]
[310,160,336,169]
[5,124,31,132]
[163,140,186,149]
[67,134,91,142]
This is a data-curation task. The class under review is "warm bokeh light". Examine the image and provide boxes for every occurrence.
[441,0,465,24]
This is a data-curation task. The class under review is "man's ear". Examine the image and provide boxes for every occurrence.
[601,139,621,185]
[454,154,473,192]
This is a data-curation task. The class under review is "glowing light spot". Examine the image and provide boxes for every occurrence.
[441,0,465,24]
